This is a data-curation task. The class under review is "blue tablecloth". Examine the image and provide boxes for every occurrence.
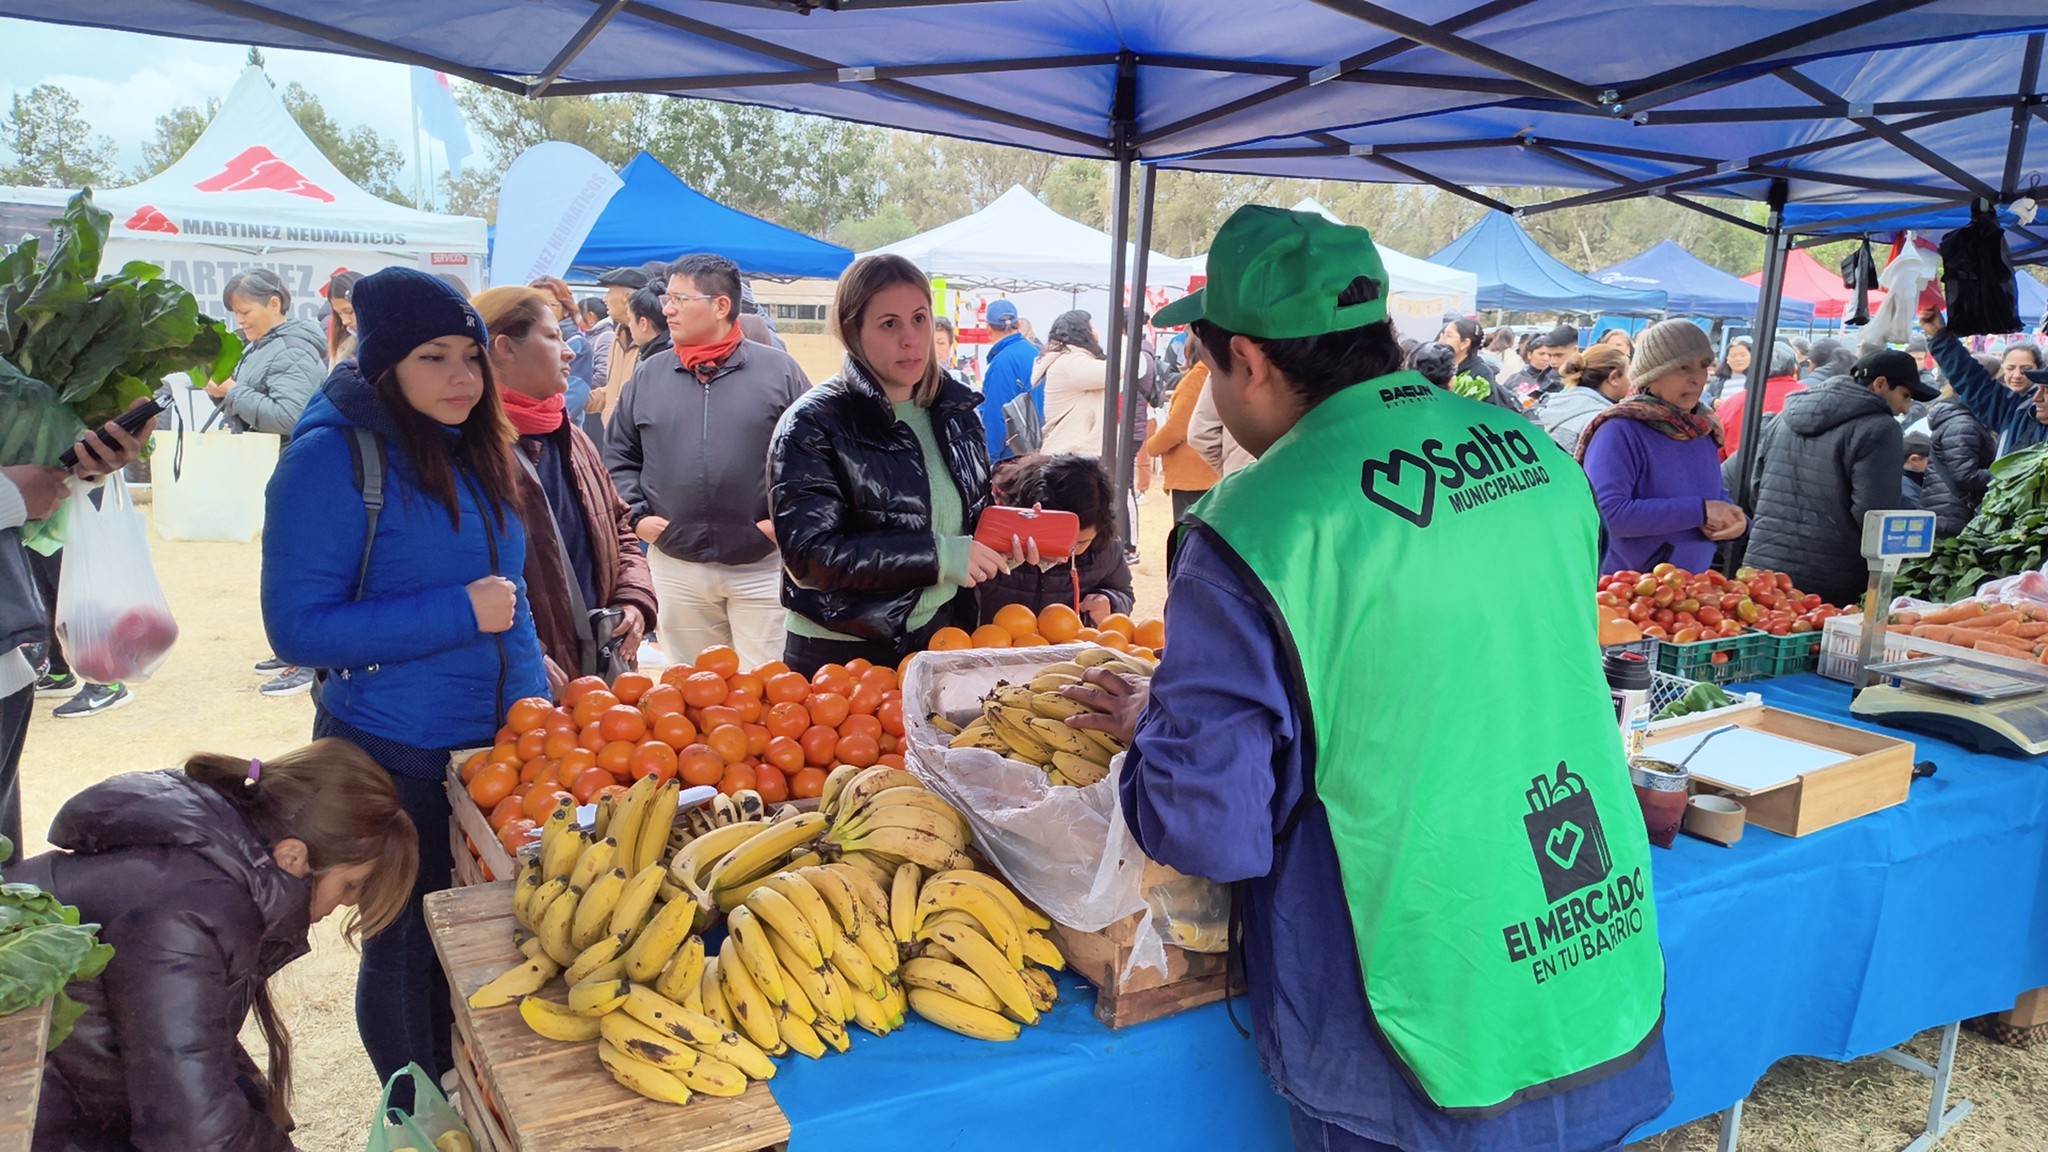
[772,675,2048,1149]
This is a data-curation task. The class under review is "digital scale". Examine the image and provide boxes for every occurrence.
[1845,510,2048,756]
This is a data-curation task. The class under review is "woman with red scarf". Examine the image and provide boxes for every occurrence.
[474,287,656,691]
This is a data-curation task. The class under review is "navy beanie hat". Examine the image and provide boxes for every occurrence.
[352,267,487,385]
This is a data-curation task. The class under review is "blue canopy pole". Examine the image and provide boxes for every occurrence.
[1733,180,1792,514]
[1102,159,1133,465]
[1115,165,1158,536]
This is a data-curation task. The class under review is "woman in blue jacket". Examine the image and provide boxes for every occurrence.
[260,266,546,1093]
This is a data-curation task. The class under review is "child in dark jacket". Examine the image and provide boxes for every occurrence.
[977,454,1135,628]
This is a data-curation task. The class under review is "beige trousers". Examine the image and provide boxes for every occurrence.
[646,550,787,672]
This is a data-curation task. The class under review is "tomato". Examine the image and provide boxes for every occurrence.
[1675,598,1700,615]
[1634,578,1658,598]
[1651,562,1678,578]
[1710,650,1732,665]
[1696,606,1724,627]
[1642,624,1670,639]
[1628,602,1655,624]
[1790,619,1817,634]
[754,764,790,804]
[1673,626,1703,644]
[1735,600,1763,623]
[1652,586,1676,608]
[1653,609,1676,626]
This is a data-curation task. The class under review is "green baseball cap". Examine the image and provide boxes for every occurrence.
[1154,205,1389,339]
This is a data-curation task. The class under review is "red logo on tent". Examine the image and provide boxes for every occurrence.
[124,206,178,235]
[194,146,334,203]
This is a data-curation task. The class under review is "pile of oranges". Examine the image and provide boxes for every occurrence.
[459,644,912,855]
[924,602,1166,661]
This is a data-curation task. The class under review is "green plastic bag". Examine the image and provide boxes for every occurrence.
[366,1063,474,1152]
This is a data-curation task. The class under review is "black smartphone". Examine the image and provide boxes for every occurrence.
[59,397,164,470]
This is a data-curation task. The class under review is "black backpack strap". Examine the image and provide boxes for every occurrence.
[345,427,385,602]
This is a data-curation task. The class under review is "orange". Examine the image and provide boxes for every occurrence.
[523,786,573,822]
[519,755,553,786]
[460,750,487,784]
[469,762,518,810]
[993,602,1040,641]
[742,722,772,758]
[660,665,696,690]
[835,732,880,769]
[559,747,598,781]
[706,724,750,765]
[495,724,518,748]
[928,627,972,652]
[578,722,608,754]
[722,690,764,724]
[729,672,765,699]
[1100,613,1137,640]
[488,743,524,769]
[789,766,829,800]
[610,671,654,706]
[1130,646,1157,661]
[811,664,855,697]
[562,676,610,707]
[681,671,729,709]
[857,666,898,695]
[765,701,812,740]
[1134,618,1166,651]
[876,752,907,770]
[1076,627,1101,642]
[546,706,578,733]
[599,705,648,744]
[839,713,883,742]
[487,794,525,833]
[846,657,874,676]
[898,651,920,681]
[970,624,1013,649]
[753,660,790,680]
[753,764,790,804]
[695,644,742,679]
[878,698,906,738]
[848,681,884,716]
[629,741,678,783]
[569,766,616,804]
[765,736,806,774]
[878,733,899,755]
[799,725,839,767]
[507,696,553,734]
[639,684,686,719]
[572,690,621,728]
[765,672,811,705]
[1097,632,1131,653]
[597,740,636,779]
[1013,634,1050,647]
[717,763,758,796]
[542,728,580,761]
[1037,603,1083,644]
[700,704,745,732]
[653,711,697,751]
[809,692,851,729]
[678,745,725,787]
[498,818,540,858]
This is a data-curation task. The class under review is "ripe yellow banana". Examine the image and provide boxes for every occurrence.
[541,825,585,885]
[599,1011,700,1071]
[744,886,824,969]
[759,872,837,961]
[537,883,583,965]
[564,931,631,986]
[668,819,767,893]
[833,850,898,894]
[1071,647,1120,668]
[932,869,1053,931]
[609,863,667,939]
[512,872,545,930]
[593,793,614,840]
[777,1006,827,1059]
[1036,660,1087,679]
[539,797,576,855]
[915,878,1024,968]
[890,863,921,944]
[925,712,963,736]
[764,928,831,1025]
[701,954,738,1033]
[850,908,901,978]
[831,765,922,818]
[567,836,617,893]
[986,707,1055,762]
[837,804,969,856]
[900,956,1004,1014]
[1027,672,1084,694]
[717,935,784,1052]
[1050,751,1110,785]
[796,866,864,939]
[920,922,1036,1024]
[653,932,706,1003]
[1025,715,1096,758]
[678,1055,750,1096]
[838,826,973,873]
[597,1038,691,1106]
[620,985,777,1081]
[827,927,886,1001]
[1020,965,1060,1013]
[706,812,827,897]
[518,994,601,1042]
[1079,727,1126,760]
[607,775,660,880]
[846,979,899,1036]
[823,862,892,927]
[810,1010,852,1054]
[516,932,545,960]
[633,780,683,875]
[1023,930,1066,971]
[724,905,788,1006]
[567,976,630,1016]
[817,763,864,811]
[906,987,1021,1041]
[818,959,859,1023]
[571,867,629,951]
[623,897,696,984]
[466,952,561,1009]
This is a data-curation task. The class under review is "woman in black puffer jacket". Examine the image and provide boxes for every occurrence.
[770,255,1013,675]
[1921,395,1998,538]
[15,740,416,1152]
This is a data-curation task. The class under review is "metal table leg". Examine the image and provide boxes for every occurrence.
[1716,1099,1744,1152]
[1876,1022,1975,1152]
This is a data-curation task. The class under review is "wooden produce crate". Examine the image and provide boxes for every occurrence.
[1045,861,1239,1030]
[424,883,790,1152]
[0,1000,52,1152]
[1642,706,1915,837]
[447,753,516,887]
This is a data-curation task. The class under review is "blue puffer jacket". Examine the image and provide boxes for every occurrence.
[262,364,546,761]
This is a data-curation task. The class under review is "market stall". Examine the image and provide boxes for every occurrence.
[0,1001,52,1152]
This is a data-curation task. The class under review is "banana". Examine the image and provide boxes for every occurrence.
[810,1009,852,1054]
[919,922,1037,1024]
[608,775,660,878]
[914,878,1024,968]
[1023,930,1066,970]
[764,929,832,1024]
[837,804,968,856]
[564,931,631,986]
[700,954,739,1033]
[1036,660,1087,679]
[1021,965,1060,1013]
[899,956,1005,1014]
[668,819,767,890]
[777,1007,827,1059]
[597,1039,692,1105]
[678,1055,750,1096]
[986,707,1055,761]
[539,798,576,860]
[1050,751,1110,784]
[600,1011,700,1072]
[653,932,706,1002]
[1027,672,1084,694]
[833,765,924,816]
[838,826,973,873]
[744,886,825,969]
[609,863,667,939]
[890,863,921,944]
[512,872,545,930]
[708,790,739,827]
[827,927,886,1000]
[840,787,970,839]
[567,975,630,1016]
[925,712,963,736]
[920,941,955,964]
[541,824,584,885]
[759,872,838,961]
[733,789,766,824]
[846,978,899,1036]
[706,813,828,897]
[537,883,583,965]
[518,994,602,1042]
[567,836,617,893]
[593,793,614,840]
[622,897,697,983]
[466,952,561,1009]
[933,869,1051,931]
[1079,727,1125,760]
[725,905,788,1006]
[571,867,630,951]
[621,985,777,1081]
[907,987,1022,1041]
[1025,715,1095,757]
[816,957,859,1023]
[823,862,892,928]
[796,866,865,937]
[634,781,683,875]
[834,850,898,893]
[1072,647,1120,668]
[817,763,865,813]
[516,932,545,959]
[717,935,784,1052]
[849,908,901,978]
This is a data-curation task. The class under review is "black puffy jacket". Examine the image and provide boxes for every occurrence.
[770,360,994,645]
[1920,399,1996,537]
[1742,376,1906,606]
[976,538,1134,627]
[14,773,310,1152]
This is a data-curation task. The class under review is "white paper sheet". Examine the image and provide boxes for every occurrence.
[1644,727,1849,794]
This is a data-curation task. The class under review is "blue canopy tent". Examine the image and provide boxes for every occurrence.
[566,152,851,280]
[1594,240,1816,324]
[1429,211,1666,315]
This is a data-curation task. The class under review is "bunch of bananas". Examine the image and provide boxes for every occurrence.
[817,764,975,876]
[931,649,1151,787]
[893,861,1066,1041]
[663,787,770,859]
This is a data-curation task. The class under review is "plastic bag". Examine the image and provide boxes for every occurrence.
[54,474,178,684]
[151,429,279,543]
[365,1063,472,1152]
[1977,565,2048,608]
[902,646,1227,978]
[1869,234,1940,345]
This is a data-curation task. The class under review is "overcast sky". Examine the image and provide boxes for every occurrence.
[0,17,435,185]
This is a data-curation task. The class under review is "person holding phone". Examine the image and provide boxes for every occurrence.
[977,454,1134,628]
[260,267,545,1094]
[771,254,1015,675]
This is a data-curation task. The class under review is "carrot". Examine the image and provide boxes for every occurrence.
[1919,601,1990,626]
[1975,640,2036,661]
[1956,609,2020,630]
[1997,621,2048,640]
[1892,611,1923,627]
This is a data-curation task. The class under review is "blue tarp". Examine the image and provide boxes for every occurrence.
[1594,240,1816,324]
[1430,211,1667,316]
[567,153,851,280]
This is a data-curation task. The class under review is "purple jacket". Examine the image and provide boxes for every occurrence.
[1579,417,1726,574]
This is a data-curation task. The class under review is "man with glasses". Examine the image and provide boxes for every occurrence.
[605,254,811,669]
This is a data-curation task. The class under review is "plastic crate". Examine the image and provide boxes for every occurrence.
[1655,631,1767,684]
[1755,630,1824,678]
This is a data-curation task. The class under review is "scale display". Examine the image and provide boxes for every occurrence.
[1852,656,2048,756]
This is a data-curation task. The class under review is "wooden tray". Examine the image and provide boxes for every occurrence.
[425,883,790,1152]
[0,1000,51,1152]
[1642,706,1914,837]
[1044,860,1239,1029]
[446,756,516,886]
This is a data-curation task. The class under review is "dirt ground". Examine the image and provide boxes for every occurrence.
[15,491,2042,1151]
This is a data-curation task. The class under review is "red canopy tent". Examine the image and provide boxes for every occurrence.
[1741,248,1884,321]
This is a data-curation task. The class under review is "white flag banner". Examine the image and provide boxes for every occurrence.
[488,143,623,288]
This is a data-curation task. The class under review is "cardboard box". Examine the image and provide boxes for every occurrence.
[1642,707,1915,837]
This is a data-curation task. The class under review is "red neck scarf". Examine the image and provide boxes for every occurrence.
[678,324,744,384]
[500,387,566,437]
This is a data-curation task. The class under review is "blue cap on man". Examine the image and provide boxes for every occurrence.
[985,300,1019,329]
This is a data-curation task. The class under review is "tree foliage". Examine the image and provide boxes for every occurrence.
[1,85,118,188]
[126,75,408,205]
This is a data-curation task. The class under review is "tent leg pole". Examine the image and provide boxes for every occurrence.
[1114,166,1158,549]
[1727,179,1790,570]
[1102,159,1133,468]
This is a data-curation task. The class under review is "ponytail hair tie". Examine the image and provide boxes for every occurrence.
[245,759,263,787]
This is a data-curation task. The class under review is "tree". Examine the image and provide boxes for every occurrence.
[133,99,219,181]
[1,84,117,188]
[645,99,885,235]
[450,86,656,219]
[830,202,917,251]
[279,82,408,205]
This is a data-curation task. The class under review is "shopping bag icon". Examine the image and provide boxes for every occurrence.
[1523,762,1613,903]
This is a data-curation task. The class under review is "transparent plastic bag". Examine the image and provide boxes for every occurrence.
[902,646,1227,977]
[54,474,178,684]
[1977,566,2048,609]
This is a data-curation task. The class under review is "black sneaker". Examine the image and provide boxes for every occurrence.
[34,670,78,699]
[260,667,315,697]
[253,655,292,674]
[53,683,130,718]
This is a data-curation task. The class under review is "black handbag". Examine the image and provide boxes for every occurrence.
[1841,239,1879,327]
[1939,201,2022,338]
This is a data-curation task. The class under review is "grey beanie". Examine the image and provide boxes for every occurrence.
[1630,320,1716,388]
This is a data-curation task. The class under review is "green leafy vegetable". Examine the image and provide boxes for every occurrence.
[1653,682,1737,722]
[0,836,113,1050]
[1899,445,2048,602]
[1448,372,1492,403]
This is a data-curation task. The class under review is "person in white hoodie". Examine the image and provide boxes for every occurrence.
[1535,342,1633,457]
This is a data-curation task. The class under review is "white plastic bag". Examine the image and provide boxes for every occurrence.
[1868,233,1938,345]
[150,429,279,542]
[55,474,179,684]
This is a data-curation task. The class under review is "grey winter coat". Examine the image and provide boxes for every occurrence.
[1920,399,1996,538]
[1533,387,1615,456]
[216,317,327,438]
[1742,376,1905,605]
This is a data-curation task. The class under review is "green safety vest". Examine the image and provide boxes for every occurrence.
[1186,371,1664,1117]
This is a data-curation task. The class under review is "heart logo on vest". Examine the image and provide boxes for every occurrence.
[1360,448,1436,528]
[1544,822,1584,871]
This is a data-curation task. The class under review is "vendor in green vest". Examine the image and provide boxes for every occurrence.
[1067,206,1673,1152]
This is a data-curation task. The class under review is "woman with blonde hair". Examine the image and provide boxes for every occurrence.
[1534,342,1633,456]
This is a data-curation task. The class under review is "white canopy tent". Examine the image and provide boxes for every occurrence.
[1186,199,1479,344]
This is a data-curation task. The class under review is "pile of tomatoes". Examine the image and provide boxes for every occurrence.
[1596,563,1844,645]
[460,644,910,851]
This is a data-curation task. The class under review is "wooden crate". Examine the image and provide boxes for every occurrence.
[1044,861,1238,1029]
[0,1000,51,1152]
[1641,706,1915,837]
[446,756,516,886]
[424,883,790,1152]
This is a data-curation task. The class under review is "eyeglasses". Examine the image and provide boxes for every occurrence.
[660,293,718,306]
